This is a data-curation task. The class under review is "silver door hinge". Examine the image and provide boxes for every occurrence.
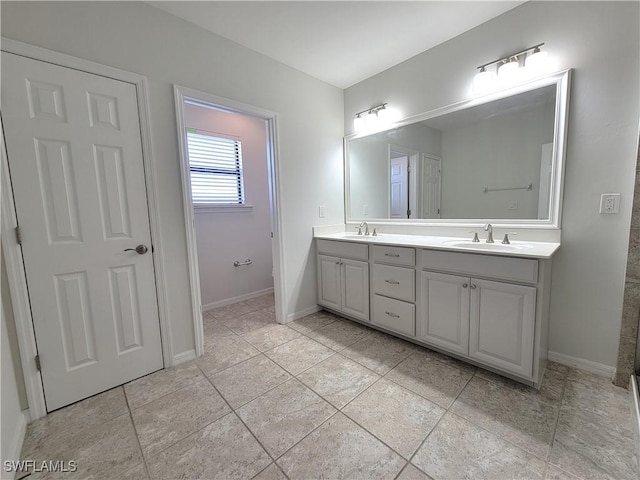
[35,354,41,371]
[15,226,22,245]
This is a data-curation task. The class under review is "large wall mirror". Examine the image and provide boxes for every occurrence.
[345,70,571,228]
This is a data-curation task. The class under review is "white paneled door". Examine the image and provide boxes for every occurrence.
[2,52,163,411]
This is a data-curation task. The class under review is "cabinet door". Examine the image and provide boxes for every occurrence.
[469,279,536,378]
[317,255,342,311]
[420,271,470,355]
[342,258,370,321]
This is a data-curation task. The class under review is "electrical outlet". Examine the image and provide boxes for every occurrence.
[507,201,518,210]
[318,205,325,218]
[599,193,620,214]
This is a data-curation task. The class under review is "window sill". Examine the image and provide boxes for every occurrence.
[193,204,253,214]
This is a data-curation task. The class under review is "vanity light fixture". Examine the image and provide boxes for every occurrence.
[353,103,398,132]
[473,43,552,95]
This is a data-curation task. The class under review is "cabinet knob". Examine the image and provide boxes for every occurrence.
[462,283,468,288]
[471,284,477,289]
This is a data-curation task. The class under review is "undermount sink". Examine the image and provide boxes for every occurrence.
[443,240,533,250]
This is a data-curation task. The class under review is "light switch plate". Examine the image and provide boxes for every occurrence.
[318,205,325,218]
[599,193,620,214]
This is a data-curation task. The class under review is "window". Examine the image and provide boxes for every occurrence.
[186,129,244,205]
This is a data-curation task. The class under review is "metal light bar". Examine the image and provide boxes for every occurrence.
[477,43,545,71]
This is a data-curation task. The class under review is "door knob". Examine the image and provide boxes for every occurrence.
[124,244,148,255]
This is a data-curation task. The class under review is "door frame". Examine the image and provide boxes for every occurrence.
[1,38,172,419]
[173,85,286,357]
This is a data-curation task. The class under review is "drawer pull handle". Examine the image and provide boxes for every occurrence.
[384,280,400,285]
[471,284,477,289]
[385,311,400,318]
[384,253,400,257]
[463,283,468,288]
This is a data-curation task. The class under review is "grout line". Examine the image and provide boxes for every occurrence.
[196,362,280,468]
[123,387,153,480]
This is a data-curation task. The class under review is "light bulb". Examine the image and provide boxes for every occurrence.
[364,111,378,130]
[525,49,550,77]
[498,60,521,85]
[473,69,497,95]
[353,115,365,132]
[377,107,399,126]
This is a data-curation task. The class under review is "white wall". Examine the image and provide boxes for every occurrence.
[1,1,344,358]
[345,1,640,367]
[440,101,555,219]
[184,104,273,307]
[349,122,441,219]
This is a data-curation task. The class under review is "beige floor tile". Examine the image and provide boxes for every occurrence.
[562,375,631,434]
[385,352,473,408]
[342,378,444,458]
[397,463,433,480]
[306,318,372,351]
[297,354,380,408]
[277,413,405,479]
[147,413,271,480]
[412,413,546,480]
[242,323,301,352]
[553,407,636,479]
[341,330,418,375]
[124,362,204,410]
[24,413,142,480]
[264,336,335,375]
[544,464,582,480]
[476,363,567,406]
[117,462,150,480]
[450,376,558,460]
[237,379,336,458]
[245,293,276,310]
[203,317,236,338]
[224,309,274,335]
[252,463,288,480]
[288,311,338,334]
[131,379,231,458]
[548,439,618,480]
[209,354,291,408]
[196,335,260,376]
[211,301,256,320]
[21,387,129,460]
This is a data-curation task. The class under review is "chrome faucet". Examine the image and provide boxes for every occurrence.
[484,223,494,243]
[360,221,370,236]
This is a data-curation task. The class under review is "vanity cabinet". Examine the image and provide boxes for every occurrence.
[314,236,554,387]
[317,240,369,321]
[371,245,416,336]
[421,271,536,377]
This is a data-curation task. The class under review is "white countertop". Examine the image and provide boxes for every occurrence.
[314,232,560,259]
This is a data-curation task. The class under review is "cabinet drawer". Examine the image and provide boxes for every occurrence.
[421,249,538,284]
[317,239,368,260]
[373,294,415,336]
[372,264,415,302]
[371,245,415,266]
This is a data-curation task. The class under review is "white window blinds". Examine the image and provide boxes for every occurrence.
[186,130,244,204]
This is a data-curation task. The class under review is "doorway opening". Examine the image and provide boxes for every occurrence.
[173,86,285,356]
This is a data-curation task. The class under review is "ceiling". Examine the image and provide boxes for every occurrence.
[149,1,524,89]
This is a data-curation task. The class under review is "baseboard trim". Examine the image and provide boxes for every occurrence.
[286,305,322,323]
[172,349,196,366]
[3,409,28,479]
[548,351,616,378]
[201,287,274,312]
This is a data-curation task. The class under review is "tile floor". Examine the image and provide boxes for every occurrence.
[20,293,637,479]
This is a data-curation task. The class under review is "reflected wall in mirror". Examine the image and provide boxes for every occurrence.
[346,70,570,226]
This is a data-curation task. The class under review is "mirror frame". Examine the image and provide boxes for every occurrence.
[344,69,571,229]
